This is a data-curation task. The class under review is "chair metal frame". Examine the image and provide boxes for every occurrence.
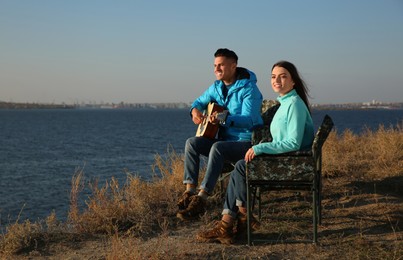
[245,114,334,245]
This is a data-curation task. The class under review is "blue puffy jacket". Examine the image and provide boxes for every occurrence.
[191,67,263,141]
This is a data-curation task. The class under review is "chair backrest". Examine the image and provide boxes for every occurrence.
[312,115,334,156]
[251,100,280,145]
[260,99,280,125]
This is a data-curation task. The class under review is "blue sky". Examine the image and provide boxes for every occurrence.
[1,0,402,104]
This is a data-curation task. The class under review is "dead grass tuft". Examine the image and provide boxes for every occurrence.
[0,211,66,256]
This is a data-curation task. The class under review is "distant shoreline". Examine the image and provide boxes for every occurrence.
[1,101,403,110]
[0,102,75,109]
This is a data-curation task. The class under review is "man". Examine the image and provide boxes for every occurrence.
[177,48,263,220]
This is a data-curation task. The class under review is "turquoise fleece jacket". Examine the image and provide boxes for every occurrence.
[252,89,314,155]
[191,67,263,141]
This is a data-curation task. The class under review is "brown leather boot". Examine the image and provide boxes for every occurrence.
[235,213,261,238]
[177,191,194,210]
[176,195,206,220]
[196,220,234,245]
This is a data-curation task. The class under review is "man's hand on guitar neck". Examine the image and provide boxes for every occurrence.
[208,111,221,125]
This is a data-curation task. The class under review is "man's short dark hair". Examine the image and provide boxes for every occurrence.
[214,48,238,63]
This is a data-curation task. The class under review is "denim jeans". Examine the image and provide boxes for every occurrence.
[222,159,247,219]
[183,136,251,194]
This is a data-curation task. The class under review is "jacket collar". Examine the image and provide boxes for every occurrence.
[277,89,297,103]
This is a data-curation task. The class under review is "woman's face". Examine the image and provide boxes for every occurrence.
[271,66,295,96]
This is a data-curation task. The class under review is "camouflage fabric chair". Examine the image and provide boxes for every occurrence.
[245,102,334,245]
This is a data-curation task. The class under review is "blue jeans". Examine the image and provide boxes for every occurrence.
[222,160,247,218]
[183,136,251,194]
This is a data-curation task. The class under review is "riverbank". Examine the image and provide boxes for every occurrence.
[1,126,402,259]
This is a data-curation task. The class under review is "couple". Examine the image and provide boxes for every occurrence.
[177,48,314,244]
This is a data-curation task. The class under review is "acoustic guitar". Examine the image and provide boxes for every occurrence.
[195,102,228,139]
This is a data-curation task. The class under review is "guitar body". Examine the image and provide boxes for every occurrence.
[196,102,225,139]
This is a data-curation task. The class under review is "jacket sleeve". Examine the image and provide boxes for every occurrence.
[252,100,308,155]
[190,83,217,113]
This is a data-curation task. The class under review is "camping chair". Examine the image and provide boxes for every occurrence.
[245,106,334,245]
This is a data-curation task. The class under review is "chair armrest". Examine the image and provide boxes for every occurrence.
[271,150,313,157]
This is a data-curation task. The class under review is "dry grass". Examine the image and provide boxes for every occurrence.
[323,124,403,179]
[67,147,186,236]
[1,125,402,259]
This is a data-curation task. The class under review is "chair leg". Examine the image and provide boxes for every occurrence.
[246,183,252,246]
[313,189,318,244]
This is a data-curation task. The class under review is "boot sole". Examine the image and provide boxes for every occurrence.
[196,235,234,245]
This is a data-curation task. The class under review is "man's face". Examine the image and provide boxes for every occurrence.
[214,56,237,83]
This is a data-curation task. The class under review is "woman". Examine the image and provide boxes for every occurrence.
[196,61,314,245]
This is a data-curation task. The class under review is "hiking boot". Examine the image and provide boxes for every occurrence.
[176,195,206,221]
[177,191,194,210]
[196,220,234,245]
[235,213,261,238]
